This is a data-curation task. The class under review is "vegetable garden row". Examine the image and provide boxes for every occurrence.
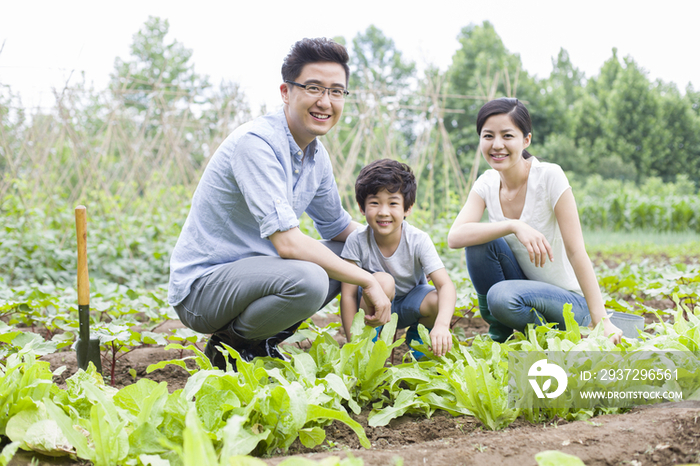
[2,256,700,465]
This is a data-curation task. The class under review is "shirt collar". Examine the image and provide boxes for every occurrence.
[279,109,317,160]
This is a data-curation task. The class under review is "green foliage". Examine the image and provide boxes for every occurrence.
[0,185,185,287]
[536,133,588,175]
[446,21,530,163]
[1,17,250,259]
[107,16,248,173]
[326,25,423,212]
[7,348,373,463]
[443,26,700,184]
[0,353,55,437]
[566,50,700,182]
[0,441,20,466]
[573,175,700,232]
[535,450,585,466]
[110,16,210,112]
[4,16,700,465]
[2,254,700,462]
[349,25,416,93]
[596,260,700,318]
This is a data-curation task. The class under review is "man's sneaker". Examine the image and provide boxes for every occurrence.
[249,322,302,362]
[204,334,234,370]
[405,324,426,360]
[254,337,290,362]
[203,333,256,371]
[205,322,298,370]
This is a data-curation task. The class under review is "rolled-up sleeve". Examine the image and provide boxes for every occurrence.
[306,158,352,239]
[231,134,299,238]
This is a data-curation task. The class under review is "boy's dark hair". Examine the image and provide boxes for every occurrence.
[355,159,416,212]
[281,38,350,86]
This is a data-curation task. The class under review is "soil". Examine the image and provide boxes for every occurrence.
[268,403,700,466]
[11,309,697,466]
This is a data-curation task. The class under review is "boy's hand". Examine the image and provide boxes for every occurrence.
[429,325,452,357]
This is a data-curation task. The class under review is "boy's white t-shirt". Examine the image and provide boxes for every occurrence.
[472,157,583,296]
[341,221,445,297]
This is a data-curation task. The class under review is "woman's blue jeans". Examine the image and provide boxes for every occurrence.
[466,238,591,341]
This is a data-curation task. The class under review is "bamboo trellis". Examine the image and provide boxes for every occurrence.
[0,64,520,231]
[322,65,520,220]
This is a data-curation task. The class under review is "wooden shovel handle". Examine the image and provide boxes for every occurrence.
[75,205,90,306]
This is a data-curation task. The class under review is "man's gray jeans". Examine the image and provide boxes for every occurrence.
[174,240,344,340]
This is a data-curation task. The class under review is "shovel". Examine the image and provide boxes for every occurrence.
[75,205,102,372]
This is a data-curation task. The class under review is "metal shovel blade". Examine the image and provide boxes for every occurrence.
[75,305,102,372]
[75,206,102,373]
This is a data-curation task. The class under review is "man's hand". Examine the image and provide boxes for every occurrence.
[362,281,392,327]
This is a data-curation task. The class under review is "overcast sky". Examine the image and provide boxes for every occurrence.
[1,0,698,114]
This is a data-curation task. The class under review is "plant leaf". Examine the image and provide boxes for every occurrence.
[306,405,370,449]
[535,450,586,466]
[298,426,326,448]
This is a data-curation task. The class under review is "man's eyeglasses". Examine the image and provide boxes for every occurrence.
[285,81,350,101]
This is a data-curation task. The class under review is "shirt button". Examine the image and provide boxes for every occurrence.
[297,151,302,156]
[276,199,281,204]
[294,169,299,174]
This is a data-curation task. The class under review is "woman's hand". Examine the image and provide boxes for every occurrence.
[512,221,554,267]
[603,317,623,345]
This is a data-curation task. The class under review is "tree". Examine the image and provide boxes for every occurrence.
[533,49,585,143]
[445,22,535,168]
[565,51,700,182]
[549,49,585,106]
[110,16,211,113]
[685,84,700,117]
[653,82,700,181]
[586,48,623,111]
[347,24,418,139]
[567,51,636,180]
[0,86,26,180]
[349,25,416,93]
[325,26,418,209]
[106,16,249,191]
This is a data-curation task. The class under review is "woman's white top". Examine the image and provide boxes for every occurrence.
[472,157,583,296]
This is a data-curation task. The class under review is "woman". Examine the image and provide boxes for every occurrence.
[447,97,622,343]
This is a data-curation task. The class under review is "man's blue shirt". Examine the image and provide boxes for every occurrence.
[168,109,352,306]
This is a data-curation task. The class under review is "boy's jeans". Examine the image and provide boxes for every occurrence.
[466,238,591,340]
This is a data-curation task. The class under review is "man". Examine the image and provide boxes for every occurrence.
[168,37,391,369]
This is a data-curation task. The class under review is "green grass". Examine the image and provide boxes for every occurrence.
[584,229,700,264]
[583,229,700,246]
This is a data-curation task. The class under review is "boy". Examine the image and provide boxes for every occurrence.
[340,159,456,358]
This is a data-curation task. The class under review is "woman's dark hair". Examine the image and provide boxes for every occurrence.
[476,97,533,159]
[355,159,416,211]
[281,38,350,86]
